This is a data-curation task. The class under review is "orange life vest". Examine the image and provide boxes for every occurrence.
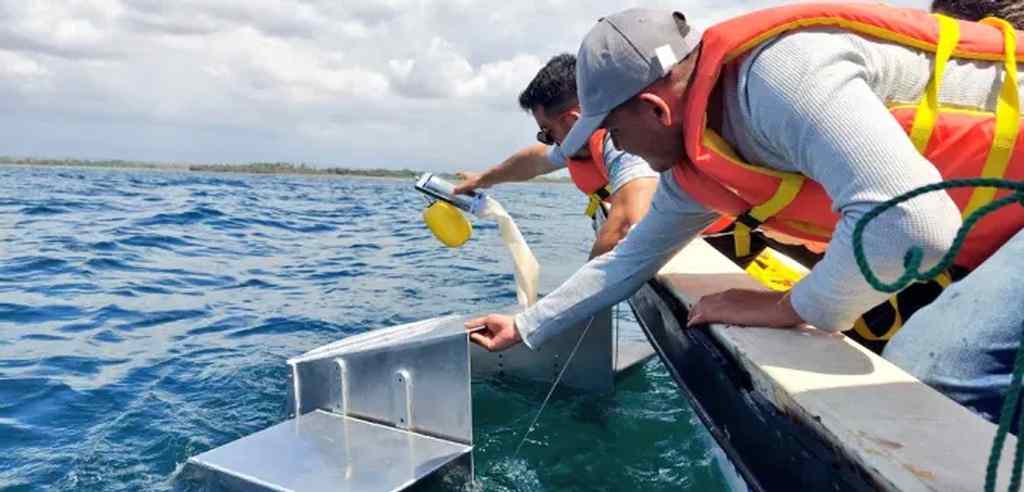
[673,3,1024,270]
[566,129,611,198]
[566,129,614,218]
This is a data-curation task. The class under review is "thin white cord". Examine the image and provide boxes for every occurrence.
[511,315,596,459]
[613,304,620,371]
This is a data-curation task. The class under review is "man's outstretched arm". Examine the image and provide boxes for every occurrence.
[454,144,560,194]
[466,173,719,351]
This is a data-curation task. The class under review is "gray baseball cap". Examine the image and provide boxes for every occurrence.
[559,8,702,157]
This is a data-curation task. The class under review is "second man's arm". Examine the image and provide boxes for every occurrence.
[454,144,560,194]
[589,177,658,258]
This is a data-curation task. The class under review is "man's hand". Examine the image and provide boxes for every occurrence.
[465,314,522,351]
[686,289,805,329]
[453,171,486,195]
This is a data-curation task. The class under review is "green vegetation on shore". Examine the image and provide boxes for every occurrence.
[0,156,571,183]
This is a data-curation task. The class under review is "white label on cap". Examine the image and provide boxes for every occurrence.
[655,44,678,72]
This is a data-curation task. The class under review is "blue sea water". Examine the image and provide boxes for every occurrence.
[0,165,740,491]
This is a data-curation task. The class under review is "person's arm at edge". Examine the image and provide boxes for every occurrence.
[589,177,658,258]
[454,144,560,194]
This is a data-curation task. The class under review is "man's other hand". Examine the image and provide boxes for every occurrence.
[686,289,805,329]
[453,171,485,195]
[465,314,522,351]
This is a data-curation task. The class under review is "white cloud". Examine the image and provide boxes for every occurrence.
[0,50,48,79]
[0,0,931,170]
[387,36,541,105]
[203,27,390,102]
[0,1,125,59]
[459,55,544,103]
[389,37,475,99]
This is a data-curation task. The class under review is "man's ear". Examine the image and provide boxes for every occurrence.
[562,110,581,126]
[637,93,672,127]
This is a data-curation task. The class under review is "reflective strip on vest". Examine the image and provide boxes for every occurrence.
[909,15,960,153]
[963,17,1020,218]
[733,173,806,257]
[675,5,1024,271]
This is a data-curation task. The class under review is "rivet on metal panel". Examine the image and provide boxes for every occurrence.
[395,369,413,429]
[335,358,349,415]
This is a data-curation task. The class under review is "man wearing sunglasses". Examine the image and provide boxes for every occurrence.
[454,54,659,259]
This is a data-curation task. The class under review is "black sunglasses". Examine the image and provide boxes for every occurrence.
[536,128,556,146]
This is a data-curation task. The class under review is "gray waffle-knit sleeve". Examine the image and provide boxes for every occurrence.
[514,172,718,349]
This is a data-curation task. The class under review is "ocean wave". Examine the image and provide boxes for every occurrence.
[134,206,226,227]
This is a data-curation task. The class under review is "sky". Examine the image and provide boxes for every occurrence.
[0,0,928,171]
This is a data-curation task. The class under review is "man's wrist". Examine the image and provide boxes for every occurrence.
[776,293,804,326]
[513,312,538,350]
[476,174,492,188]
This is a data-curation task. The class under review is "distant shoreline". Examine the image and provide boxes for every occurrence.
[0,157,573,184]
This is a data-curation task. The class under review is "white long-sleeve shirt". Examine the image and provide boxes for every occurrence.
[516,27,1022,348]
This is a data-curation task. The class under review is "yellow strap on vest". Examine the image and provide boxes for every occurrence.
[585,194,601,218]
[964,17,1021,218]
[852,269,954,341]
[852,296,903,342]
[585,186,611,218]
[909,15,960,153]
[734,174,806,257]
[733,223,753,257]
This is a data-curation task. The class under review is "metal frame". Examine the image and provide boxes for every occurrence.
[286,315,474,444]
[184,315,476,492]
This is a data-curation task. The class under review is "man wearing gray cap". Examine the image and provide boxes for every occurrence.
[466,3,1024,425]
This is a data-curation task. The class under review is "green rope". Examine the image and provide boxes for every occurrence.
[994,327,1024,492]
[1012,371,1024,491]
[852,178,1024,293]
[851,177,1024,492]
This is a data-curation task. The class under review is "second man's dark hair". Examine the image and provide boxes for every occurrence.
[931,0,1024,29]
[518,53,577,113]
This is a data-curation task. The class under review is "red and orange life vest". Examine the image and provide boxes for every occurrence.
[566,129,614,218]
[566,129,611,197]
[673,3,1024,270]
